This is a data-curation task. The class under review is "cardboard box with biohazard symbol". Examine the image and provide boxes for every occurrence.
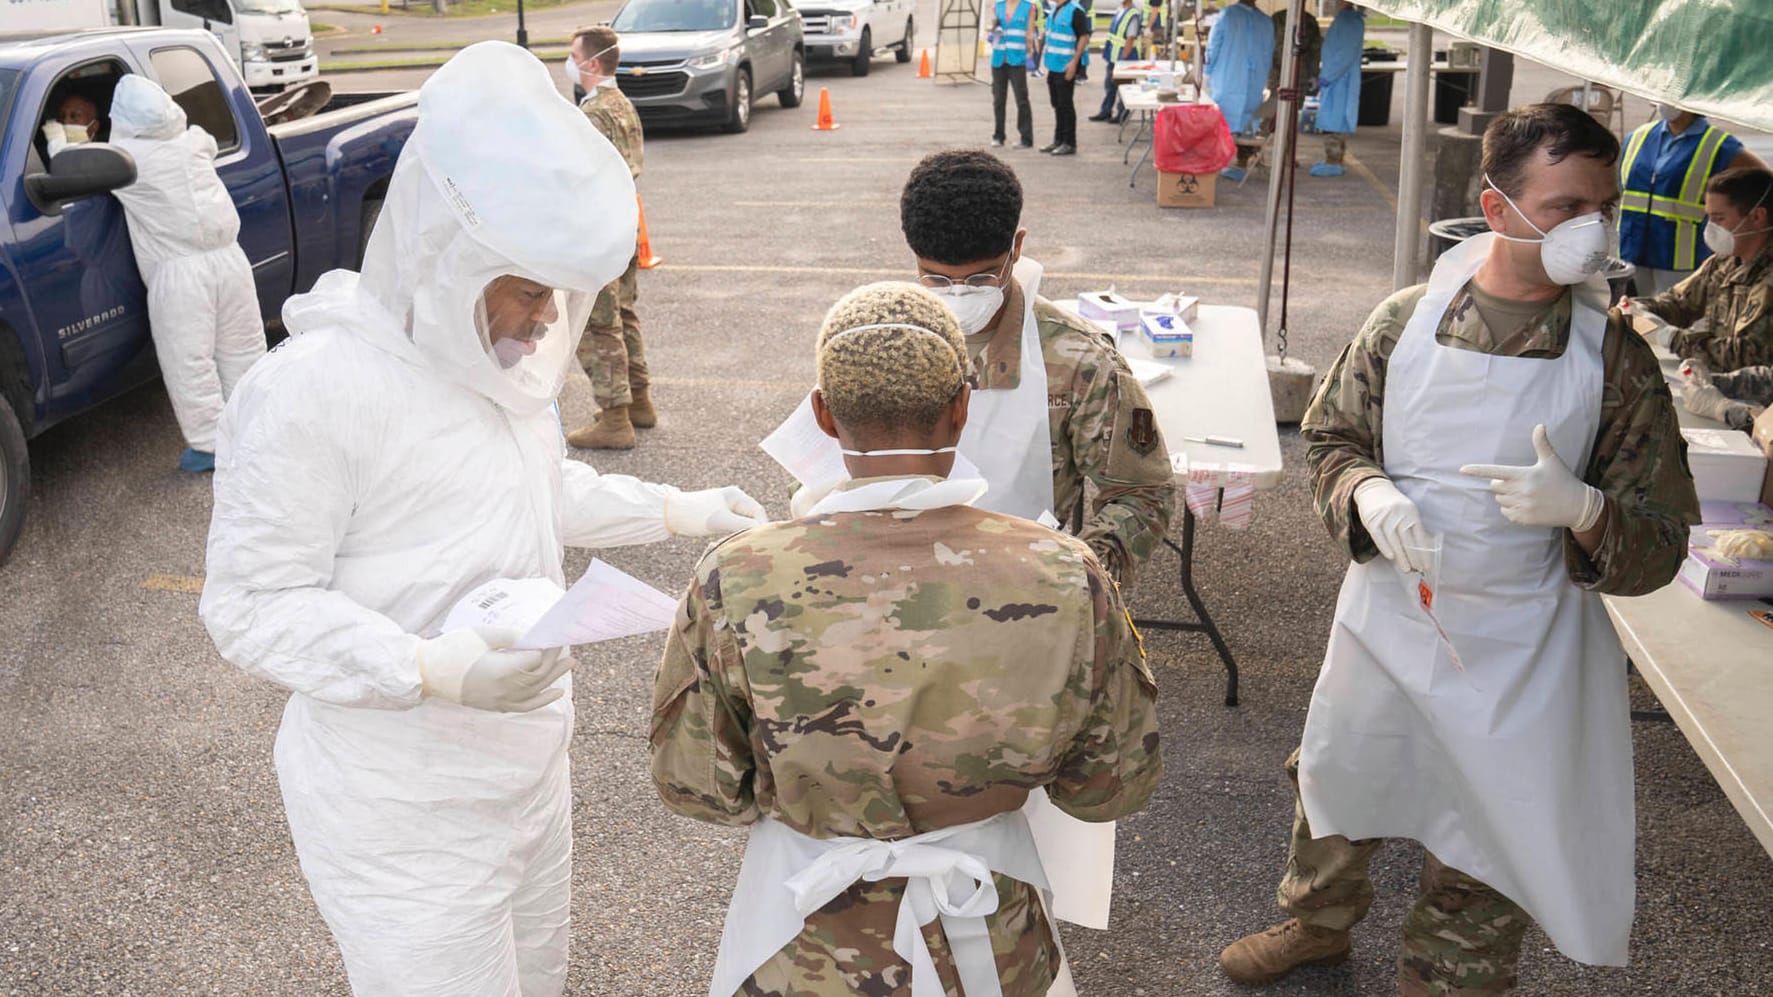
[1157,170,1216,208]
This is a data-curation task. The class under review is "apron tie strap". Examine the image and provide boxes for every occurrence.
[784,836,1007,997]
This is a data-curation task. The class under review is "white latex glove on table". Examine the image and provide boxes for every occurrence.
[1459,424,1604,532]
[664,486,767,537]
[1618,298,1674,349]
[1353,476,1433,574]
[418,626,572,713]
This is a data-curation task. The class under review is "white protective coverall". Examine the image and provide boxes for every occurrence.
[108,74,265,454]
[201,42,748,997]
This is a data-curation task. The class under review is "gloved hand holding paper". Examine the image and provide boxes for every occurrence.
[445,559,679,651]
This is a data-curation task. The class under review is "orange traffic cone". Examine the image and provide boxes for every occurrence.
[917,49,932,78]
[636,197,662,269]
[811,87,840,131]
[372,24,383,33]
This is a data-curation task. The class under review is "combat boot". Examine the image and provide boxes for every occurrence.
[628,386,657,428]
[1218,919,1351,985]
[567,406,636,450]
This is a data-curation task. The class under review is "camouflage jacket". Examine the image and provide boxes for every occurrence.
[580,84,643,179]
[1303,283,1700,597]
[1269,8,1322,90]
[968,279,1176,586]
[1639,241,1773,370]
[650,487,1162,997]
[1715,365,1773,408]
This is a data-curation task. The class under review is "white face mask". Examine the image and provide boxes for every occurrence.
[1655,102,1682,123]
[564,43,618,90]
[1485,174,1614,285]
[1702,184,1771,259]
[928,285,1006,335]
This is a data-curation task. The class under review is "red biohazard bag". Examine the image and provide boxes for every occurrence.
[1154,103,1236,174]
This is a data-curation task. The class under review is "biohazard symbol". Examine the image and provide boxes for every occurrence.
[1176,173,1199,194]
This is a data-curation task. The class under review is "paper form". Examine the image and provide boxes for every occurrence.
[444,560,679,651]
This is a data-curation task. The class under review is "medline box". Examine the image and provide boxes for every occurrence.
[1137,312,1194,358]
[1157,170,1217,208]
[1076,291,1143,331]
[1681,428,1769,503]
[1678,544,1773,600]
[1690,501,1773,545]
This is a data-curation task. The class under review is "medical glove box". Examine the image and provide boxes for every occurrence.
[1077,291,1144,332]
[1690,501,1773,545]
[1678,544,1773,601]
[1681,428,1769,503]
[1137,312,1194,358]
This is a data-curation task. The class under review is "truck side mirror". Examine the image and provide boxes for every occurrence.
[747,14,769,29]
[25,144,137,217]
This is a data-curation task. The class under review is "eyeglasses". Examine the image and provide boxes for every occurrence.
[915,256,1012,289]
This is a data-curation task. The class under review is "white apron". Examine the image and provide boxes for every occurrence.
[707,476,1102,997]
[1297,233,1635,967]
[961,256,1057,521]
[774,258,1056,522]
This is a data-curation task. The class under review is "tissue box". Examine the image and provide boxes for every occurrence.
[1076,291,1143,331]
[1678,543,1773,600]
[1682,427,1769,503]
[1148,293,1200,323]
[1690,501,1773,545]
[1137,312,1194,358]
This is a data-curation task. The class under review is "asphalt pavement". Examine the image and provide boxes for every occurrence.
[3,8,1771,995]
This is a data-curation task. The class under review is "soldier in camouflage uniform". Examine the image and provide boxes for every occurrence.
[900,150,1174,586]
[1220,104,1699,996]
[650,282,1162,997]
[564,25,654,451]
[1631,167,1773,371]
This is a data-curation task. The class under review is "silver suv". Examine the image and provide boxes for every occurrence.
[608,0,806,134]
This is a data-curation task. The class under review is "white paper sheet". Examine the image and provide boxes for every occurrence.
[1022,789,1116,929]
[1122,356,1174,387]
[443,560,679,651]
[759,392,847,487]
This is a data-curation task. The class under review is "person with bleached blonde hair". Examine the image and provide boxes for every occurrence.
[652,281,1162,997]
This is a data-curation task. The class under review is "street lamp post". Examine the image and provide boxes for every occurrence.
[516,0,530,48]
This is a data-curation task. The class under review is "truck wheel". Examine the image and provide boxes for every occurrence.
[851,28,872,76]
[779,50,805,108]
[0,397,28,568]
[723,68,753,133]
[896,18,914,62]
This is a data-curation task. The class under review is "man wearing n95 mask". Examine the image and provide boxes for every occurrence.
[893,150,1173,587]
[1626,167,1773,371]
[199,42,764,997]
[1218,103,1697,993]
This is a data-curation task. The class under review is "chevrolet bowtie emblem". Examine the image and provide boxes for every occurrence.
[629,67,647,75]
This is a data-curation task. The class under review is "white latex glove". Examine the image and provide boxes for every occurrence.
[1754,406,1773,460]
[664,486,767,537]
[1459,424,1604,532]
[417,626,572,713]
[41,121,66,145]
[1681,378,1750,425]
[1353,476,1432,574]
[1620,299,1675,349]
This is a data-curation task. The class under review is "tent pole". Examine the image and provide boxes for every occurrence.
[1256,0,1307,335]
[1392,21,1433,290]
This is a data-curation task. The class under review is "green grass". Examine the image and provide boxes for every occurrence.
[322,48,567,70]
[308,20,344,32]
[329,35,570,53]
[308,0,579,17]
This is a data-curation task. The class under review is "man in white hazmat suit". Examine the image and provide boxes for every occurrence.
[106,74,266,473]
[199,42,766,997]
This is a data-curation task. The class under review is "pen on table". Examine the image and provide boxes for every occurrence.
[1183,435,1245,449]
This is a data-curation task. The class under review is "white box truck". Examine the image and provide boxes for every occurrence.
[8,0,319,91]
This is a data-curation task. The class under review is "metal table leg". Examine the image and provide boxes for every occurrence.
[1129,140,1154,188]
[1133,504,1240,706]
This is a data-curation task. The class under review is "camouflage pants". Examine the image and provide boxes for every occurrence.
[1323,134,1347,164]
[576,253,647,409]
[1278,748,1529,996]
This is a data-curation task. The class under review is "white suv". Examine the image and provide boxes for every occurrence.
[798,0,916,76]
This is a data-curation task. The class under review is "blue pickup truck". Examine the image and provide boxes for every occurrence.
[0,27,417,563]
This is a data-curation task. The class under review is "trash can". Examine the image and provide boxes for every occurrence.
[1433,69,1479,125]
[1359,48,1397,127]
[1428,217,1637,304]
